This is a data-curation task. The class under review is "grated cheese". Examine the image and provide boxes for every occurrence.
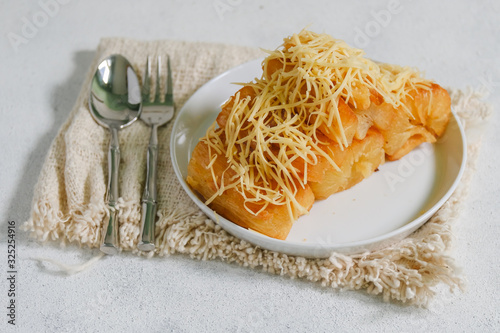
[200,29,433,219]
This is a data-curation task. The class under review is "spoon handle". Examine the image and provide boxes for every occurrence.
[138,124,159,251]
[100,128,120,255]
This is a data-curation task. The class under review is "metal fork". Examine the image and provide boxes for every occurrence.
[137,55,175,252]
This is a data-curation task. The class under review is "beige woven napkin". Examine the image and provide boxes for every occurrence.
[23,38,491,305]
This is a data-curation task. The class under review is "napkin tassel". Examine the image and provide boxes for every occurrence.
[31,252,105,275]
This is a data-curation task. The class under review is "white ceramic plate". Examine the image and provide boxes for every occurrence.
[171,59,467,258]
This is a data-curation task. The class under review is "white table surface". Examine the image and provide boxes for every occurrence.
[1,0,499,332]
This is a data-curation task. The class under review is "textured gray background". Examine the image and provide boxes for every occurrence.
[1,0,499,332]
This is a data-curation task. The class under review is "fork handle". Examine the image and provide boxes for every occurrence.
[138,125,159,251]
[139,200,157,251]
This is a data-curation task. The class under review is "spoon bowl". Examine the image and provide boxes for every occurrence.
[89,54,141,255]
[90,54,141,128]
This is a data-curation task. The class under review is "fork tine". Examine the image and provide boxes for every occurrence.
[154,55,162,102]
[142,56,151,101]
[165,55,173,104]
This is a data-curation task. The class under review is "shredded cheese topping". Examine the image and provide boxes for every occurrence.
[200,29,433,219]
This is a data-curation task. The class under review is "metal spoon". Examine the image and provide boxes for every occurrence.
[89,54,142,255]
